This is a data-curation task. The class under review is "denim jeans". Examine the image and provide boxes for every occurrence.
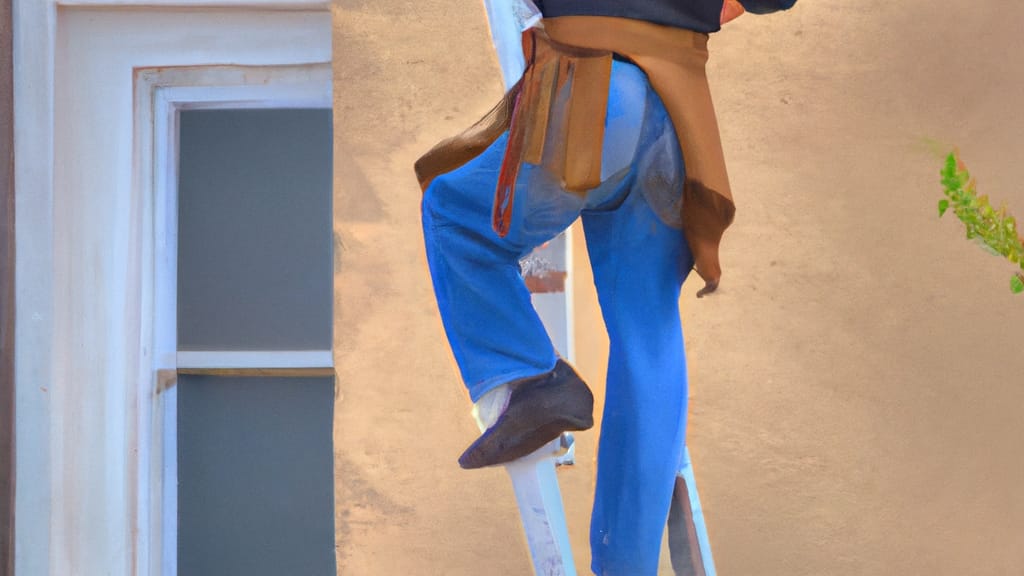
[422,59,695,575]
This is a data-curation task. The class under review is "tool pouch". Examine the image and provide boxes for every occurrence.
[492,27,612,237]
[413,27,612,238]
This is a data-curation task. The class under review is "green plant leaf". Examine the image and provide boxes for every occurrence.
[1012,274,1024,294]
[937,151,1024,294]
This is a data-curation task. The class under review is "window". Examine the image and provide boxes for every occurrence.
[174,108,335,576]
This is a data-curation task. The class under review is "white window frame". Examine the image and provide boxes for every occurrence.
[146,67,332,576]
[13,3,330,575]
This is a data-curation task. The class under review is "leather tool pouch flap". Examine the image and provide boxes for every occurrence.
[492,27,612,236]
[414,78,522,193]
[411,27,612,238]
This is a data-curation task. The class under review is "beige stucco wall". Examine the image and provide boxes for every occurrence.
[332,1,1024,574]
[330,1,621,570]
[330,3,531,573]
[692,4,1024,573]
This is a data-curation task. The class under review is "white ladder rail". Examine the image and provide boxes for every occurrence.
[504,437,577,576]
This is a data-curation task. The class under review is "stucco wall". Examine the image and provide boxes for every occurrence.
[691,3,1024,573]
[330,2,531,573]
[332,1,1024,574]
[327,1,696,572]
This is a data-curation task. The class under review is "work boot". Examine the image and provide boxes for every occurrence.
[458,360,594,469]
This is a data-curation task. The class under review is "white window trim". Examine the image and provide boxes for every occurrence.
[175,351,335,369]
[13,4,331,575]
[147,64,332,576]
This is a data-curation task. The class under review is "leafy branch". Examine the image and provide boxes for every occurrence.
[939,151,1024,294]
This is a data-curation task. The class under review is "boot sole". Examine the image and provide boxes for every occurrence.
[458,412,593,469]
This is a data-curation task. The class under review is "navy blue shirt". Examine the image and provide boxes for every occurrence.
[536,0,797,34]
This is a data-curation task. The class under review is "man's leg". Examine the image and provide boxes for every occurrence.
[583,80,695,575]
[422,59,652,470]
[422,133,562,401]
[422,132,596,468]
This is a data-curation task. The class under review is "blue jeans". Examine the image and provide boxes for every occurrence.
[422,60,694,576]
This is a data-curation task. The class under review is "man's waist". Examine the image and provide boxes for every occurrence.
[537,0,722,34]
[541,15,709,64]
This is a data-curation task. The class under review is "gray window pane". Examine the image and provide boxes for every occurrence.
[177,375,336,576]
[177,109,332,350]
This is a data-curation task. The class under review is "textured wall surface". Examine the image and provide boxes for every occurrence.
[330,2,532,573]
[692,2,1024,574]
[332,1,1024,574]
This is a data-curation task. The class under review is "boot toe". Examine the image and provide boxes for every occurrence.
[458,361,593,469]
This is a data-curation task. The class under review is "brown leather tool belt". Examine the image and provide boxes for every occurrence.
[416,16,735,294]
[414,26,613,237]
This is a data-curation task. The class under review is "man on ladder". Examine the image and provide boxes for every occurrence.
[416,1,797,573]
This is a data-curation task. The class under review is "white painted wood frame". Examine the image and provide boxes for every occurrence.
[145,66,332,576]
[12,3,330,575]
[175,351,334,370]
